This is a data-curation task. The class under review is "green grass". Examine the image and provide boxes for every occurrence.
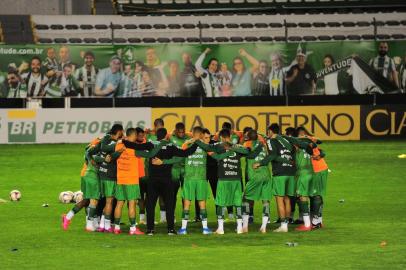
[1,141,406,269]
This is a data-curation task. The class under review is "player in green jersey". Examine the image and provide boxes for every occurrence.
[254,124,314,233]
[216,122,244,221]
[62,139,101,231]
[242,130,273,233]
[155,127,212,234]
[294,134,316,232]
[179,127,211,234]
[196,129,255,234]
[169,122,191,220]
[97,124,124,232]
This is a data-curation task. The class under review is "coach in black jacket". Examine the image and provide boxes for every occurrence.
[124,128,198,235]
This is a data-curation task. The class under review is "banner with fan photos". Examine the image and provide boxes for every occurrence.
[0,41,405,98]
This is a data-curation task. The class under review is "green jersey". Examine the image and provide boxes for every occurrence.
[83,143,101,179]
[169,134,190,180]
[217,150,243,181]
[184,145,207,181]
[264,135,296,176]
[295,148,313,175]
[98,134,118,180]
[245,140,271,182]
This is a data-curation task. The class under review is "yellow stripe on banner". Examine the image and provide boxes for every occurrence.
[7,110,36,119]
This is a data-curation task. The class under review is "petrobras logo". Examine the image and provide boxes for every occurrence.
[0,108,151,144]
[6,110,37,143]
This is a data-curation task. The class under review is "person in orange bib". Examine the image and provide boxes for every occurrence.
[112,128,165,235]
[310,146,328,229]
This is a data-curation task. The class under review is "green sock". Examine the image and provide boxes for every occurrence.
[216,206,224,219]
[319,197,324,217]
[87,206,96,220]
[298,200,310,216]
[182,210,190,220]
[129,218,136,226]
[114,218,121,226]
[235,206,242,219]
[262,202,270,217]
[312,196,322,218]
[242,201,250,215]
[72,205,81,214]
[200,209,207,220]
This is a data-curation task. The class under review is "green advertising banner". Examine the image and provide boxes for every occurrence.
[0,41,405,98]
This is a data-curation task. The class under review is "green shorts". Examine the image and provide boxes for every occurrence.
[171,167,185,182]
[272,176,295,197]
[296,173,314,197]
[215,180,242,207]
[311,170,328,197]
[244,179,272,201]
[182,180,208,201]
[81,175,100,200]
[100,179,116,197]
[115,184,140,201]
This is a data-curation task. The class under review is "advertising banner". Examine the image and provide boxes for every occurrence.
[0,108,151,143]
[0,41,405,98]
[360,105,406,139]
[152,106,361,141]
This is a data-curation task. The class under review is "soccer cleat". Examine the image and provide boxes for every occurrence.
[248,216,254,224]
[202,228,212,235]
[113,228,121,234]
[194,217,202,223]
[259,227,267,234]
[61,214,71,231]
[85,220,96,232]
[178,228,188,235]
[146,230,155,236]
[139,219,146,225]
[104,227,113,233]
[273,226,288,233]
[293,219,304,225]
[312,223,323,230]
[93,218,100,230]
[295,225,312,232]
[168,229,177,235]
[214,229,225,235]
[242,227,249,233]
[129,228,145,235]
[97,227,105,233]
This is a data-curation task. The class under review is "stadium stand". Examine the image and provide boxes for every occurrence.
[31,12,406,44]
[114,0,406,16]
[0,15,34,44]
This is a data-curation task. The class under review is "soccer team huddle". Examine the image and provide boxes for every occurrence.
[61,118,329,236]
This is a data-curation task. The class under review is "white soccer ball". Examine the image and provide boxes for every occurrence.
[10,190,21,201]
[59,191,74,204]
[73,191,84,203]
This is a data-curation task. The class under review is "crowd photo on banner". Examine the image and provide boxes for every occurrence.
[61,118,329,235]
[0,41,405,98]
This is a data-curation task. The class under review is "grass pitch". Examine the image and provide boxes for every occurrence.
[1,141,406,269]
